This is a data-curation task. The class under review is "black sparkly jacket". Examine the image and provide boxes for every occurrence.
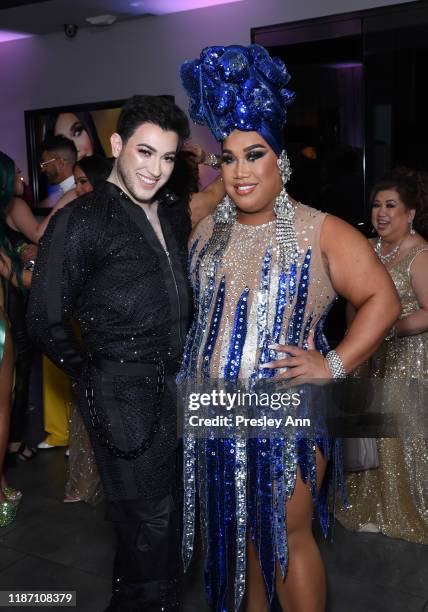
[27,182,192,379]
[27,183,192,500]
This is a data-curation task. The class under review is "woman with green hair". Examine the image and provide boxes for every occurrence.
[0,151,24,526]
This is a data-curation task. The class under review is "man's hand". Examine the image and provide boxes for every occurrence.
[182,142,206,164]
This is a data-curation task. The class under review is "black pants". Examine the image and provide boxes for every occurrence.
[105,493,181,611]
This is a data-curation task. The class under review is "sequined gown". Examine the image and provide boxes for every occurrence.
[339,244,428,543]
[65,388,102,505]
[179,204,343,611]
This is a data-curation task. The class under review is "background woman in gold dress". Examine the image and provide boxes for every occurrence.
[340,168,428,543]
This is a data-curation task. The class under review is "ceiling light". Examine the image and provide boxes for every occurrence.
[85,14,118,26]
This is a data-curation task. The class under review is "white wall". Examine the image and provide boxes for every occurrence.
[0,0,414,177]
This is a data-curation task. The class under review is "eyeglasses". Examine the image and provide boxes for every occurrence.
[39,157,57,169]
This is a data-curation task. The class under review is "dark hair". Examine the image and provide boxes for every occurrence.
[40,135,78,165]
[0,151,22,286]
[44,111,106,158]
[0,151,15,214]
[166,150,199,209]
[75,155,113,190]
[117,95,190,147]
[371,167,428,240]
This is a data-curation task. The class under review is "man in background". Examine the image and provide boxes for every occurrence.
[39,135,77,208]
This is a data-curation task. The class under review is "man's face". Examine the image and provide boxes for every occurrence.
[111,123,178,204]
[40,150,61,184]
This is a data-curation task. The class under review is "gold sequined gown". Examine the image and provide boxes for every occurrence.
[339,244,428,543]
[65,388,103,505]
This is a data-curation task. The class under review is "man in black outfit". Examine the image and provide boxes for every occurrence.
[28,96,192,611]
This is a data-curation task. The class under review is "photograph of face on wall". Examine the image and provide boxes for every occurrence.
[25,100,124,209]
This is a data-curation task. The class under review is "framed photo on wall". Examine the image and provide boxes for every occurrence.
[25,99,125,209]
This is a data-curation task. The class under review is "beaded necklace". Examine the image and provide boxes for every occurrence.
[374,237,402,264]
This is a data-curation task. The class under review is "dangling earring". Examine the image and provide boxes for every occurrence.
[409,218,416,235]
[277,150,292,184]
[274,151,301,273]
[203,194,236,273]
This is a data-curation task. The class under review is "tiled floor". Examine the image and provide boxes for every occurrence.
[1,449,427,611]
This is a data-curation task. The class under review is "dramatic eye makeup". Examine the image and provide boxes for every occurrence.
[246,148,267,162]
[221,153,234,165]
[221,144,268,164]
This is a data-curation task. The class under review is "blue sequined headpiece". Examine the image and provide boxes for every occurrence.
[180,44,294,155]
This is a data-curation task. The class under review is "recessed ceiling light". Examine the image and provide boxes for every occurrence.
[85,14,118,26]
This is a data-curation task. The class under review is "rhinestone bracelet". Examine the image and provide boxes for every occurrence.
[325,350,347,378]
[204,152,221,169]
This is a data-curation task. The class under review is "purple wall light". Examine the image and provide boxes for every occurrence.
[0,30,32,43]
[132,0,243,15]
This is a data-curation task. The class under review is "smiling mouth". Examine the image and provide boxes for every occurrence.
[235,183,257,195]
[377,220,390,229]
[137,173,158,187]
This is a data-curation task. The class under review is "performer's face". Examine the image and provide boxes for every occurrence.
[221,130,282,223]
[371,188,415,242]
[110,123,178,204]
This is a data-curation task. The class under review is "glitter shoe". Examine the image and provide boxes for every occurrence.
[0,499,18,527]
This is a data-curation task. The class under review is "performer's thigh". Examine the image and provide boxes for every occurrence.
[286,447,327,535]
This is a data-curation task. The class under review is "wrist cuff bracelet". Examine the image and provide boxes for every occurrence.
[325,350,347,378]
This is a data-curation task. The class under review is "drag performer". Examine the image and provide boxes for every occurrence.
[27,95,193,611]
[179,45,401,611]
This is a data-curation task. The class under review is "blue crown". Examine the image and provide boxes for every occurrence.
[180,44,294,154]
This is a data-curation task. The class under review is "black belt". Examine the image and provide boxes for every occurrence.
[90,355,180,377]
[86,355,179,461]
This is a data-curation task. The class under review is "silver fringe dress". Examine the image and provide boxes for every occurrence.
[178,204,344,611]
